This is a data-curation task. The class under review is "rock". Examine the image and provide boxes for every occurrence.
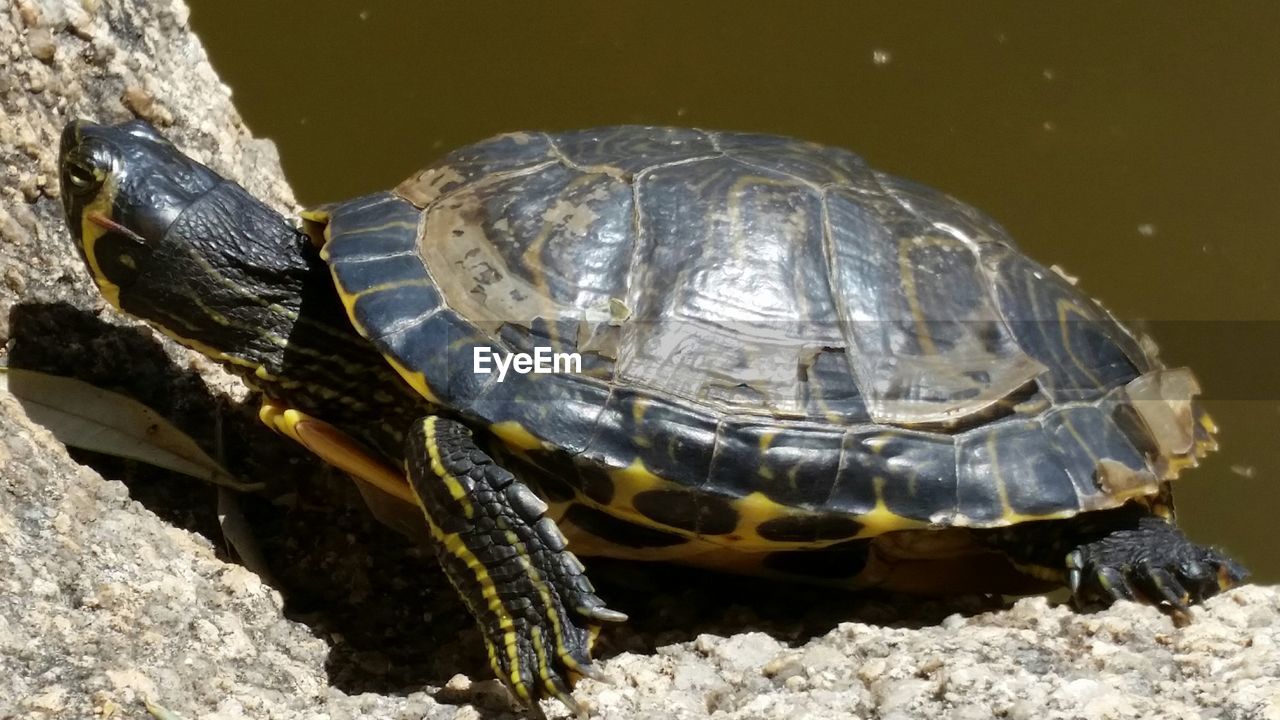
[2,2,1280,720]
[26,27,56,62]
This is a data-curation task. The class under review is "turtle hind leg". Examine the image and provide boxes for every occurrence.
[981,504,1247,620]
[1065,512,1247,621]
[405,416,626,718]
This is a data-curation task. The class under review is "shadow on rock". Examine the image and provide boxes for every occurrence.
[6,301,480,693]
[587,560,1010,662]
[5,301,1014,703]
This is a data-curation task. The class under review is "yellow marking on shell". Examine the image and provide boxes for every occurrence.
[579,454,919,552]
[863,434,893,453]
[407,420,520,700]
[560,493,826,562]
[852,433,931,531]
[519,173,604,330]
[598,458,685,530]
[382,354,442,404]
[723,492,858,551]
[850,434,933,534]
[1161,453,1201,480]
[757,430,777,452]
[984,432,1077,526]
[631,396,650,423]
[897,237,939,357]
[581,453,927,551]
[1056,299,1104,389]
[568,504,1051,597]
[258,399,415,504]
[1056,413,1149,511]
[328,219,419,239]
[611,457,666,489]
[1058,412,1100,467]
[324,247,444,406]
[725,173,810,263]
[350,278,434,301]
[861,476,929,536]
[491,421,545,451]
[303,209,333,251]
[300,208,331,223]
[754,431,780,482]
[631,398,653,448]
[1199,412,1219,436]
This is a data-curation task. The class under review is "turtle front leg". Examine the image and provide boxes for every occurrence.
[405,416,626,717]
[983,504,1247,620]
[1064,511,1247,620]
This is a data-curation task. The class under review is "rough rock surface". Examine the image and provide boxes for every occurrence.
[1,1,1278,719]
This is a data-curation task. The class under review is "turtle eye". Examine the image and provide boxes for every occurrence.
[64,160,101,195]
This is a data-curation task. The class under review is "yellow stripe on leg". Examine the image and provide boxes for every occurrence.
[422,415,475,519]
[410,417,525,702]
[502,529,590,678]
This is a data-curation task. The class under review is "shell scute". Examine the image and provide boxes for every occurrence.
[319,126,1210,550]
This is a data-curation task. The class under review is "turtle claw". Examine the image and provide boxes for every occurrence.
[1135,565,1191,613]
[1068,515,1248,618]
[573,661,608,683]
[581,606,629,624]
[543,677,582,720]
[1217,557,1250,592]
[1094,565,1137,602]
[1066,550,1084,595]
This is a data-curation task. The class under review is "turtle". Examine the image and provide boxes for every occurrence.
[59,119,1246,716]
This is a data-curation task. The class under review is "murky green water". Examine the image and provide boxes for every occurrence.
[188,1,1279,582]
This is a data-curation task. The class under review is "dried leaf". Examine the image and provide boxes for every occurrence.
[217,487,279,588]
[0,367,262,492]
[143,699,189,720]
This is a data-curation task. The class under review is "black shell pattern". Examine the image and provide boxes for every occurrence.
[324,127,1213,532]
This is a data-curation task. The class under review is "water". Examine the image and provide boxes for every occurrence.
[188,1,1280,582]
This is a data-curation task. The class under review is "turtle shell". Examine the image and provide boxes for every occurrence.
[321,127,1215,545]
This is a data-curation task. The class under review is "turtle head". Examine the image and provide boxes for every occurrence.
[60,119,226,310]
[59,118,316,368]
